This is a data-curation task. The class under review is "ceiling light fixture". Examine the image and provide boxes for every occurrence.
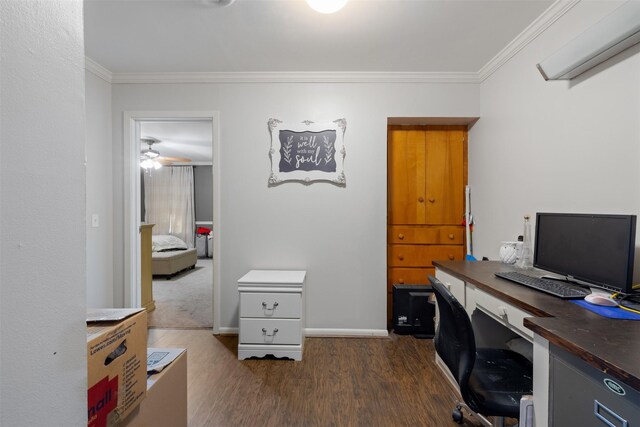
[144,148,160,159]
[140,158,162,170]
[140,137,163,170]
[306,0,347,14]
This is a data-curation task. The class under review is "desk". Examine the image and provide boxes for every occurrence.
[434,260,640,427]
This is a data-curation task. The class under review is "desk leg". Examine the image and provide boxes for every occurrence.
[533,334,550,427]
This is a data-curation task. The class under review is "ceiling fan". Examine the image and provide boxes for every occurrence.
[140,137,192,170]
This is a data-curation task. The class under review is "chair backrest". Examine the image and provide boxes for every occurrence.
[429,276,476,404]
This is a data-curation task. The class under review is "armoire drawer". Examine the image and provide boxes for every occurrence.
[240,292,301,318]
[388,226,464,244]
[239,318,302,345]
[388,245,464,267]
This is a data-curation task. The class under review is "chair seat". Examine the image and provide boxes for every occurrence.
[467,348,533,418]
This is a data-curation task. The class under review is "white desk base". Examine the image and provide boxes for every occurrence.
[436,269,548,427]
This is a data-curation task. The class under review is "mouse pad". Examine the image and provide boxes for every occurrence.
[570,300,640,320]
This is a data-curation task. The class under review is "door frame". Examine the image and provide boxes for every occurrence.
[123,110,221,334]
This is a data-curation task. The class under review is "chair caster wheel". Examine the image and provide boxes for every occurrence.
[452,404,463,424]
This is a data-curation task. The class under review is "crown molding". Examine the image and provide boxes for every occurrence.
[87,0,577,86]
[84,57,113,83]
[110,71,480,84]
[478,0,581,82]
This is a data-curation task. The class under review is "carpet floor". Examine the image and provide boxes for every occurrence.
[148,257,213,328]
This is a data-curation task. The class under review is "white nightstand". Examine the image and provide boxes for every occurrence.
[238,270,306,361]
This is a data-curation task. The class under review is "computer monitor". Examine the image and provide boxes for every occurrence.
[534,213,636,294]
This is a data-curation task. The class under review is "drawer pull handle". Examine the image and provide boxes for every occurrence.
[399,278,404,284]
[262,328,279,337]
[448,254,454,260]
[261,302,279,311]
[398,233,404,240]
[594,400,628,427]
[398,255,404,261]
[498,306,508,319]
[448,233,454,239]
[428,198,435,203]
[418,196,425,203]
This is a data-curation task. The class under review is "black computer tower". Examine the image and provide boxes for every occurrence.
[392,284,435,338]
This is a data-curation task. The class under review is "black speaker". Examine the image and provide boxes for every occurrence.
[393,284,435,338]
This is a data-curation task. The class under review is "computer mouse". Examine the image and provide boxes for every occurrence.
[584,293,618,307]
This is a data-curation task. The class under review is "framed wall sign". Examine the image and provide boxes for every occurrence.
[268,118,347,186]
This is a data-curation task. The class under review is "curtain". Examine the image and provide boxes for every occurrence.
[144,166,195,248]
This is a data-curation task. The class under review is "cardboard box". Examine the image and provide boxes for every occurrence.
[87,309,147,427]
[121,348,188,427]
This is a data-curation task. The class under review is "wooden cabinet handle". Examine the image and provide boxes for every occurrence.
[448,254,455,260]
[418,196,425,203]
[398,255,404,261]
[428,198,435,203]
[399,278,404,284]
[398,233,404,240]
[448,233,454,239]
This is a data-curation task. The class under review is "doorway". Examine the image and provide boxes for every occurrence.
[123,111,221,333]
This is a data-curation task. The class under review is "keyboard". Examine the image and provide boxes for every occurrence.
[494,271,591,299]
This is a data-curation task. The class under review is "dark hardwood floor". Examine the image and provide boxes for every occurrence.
[147,329,485,427]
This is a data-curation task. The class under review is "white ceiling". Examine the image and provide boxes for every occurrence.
[140,121,213,163]
[90,0,555,163]
[84,0,553,74]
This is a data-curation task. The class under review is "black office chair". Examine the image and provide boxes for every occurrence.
[429,276,533,426]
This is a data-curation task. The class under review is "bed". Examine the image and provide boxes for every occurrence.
[151,235,198,278]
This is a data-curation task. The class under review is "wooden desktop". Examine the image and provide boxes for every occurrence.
[434,260,640,427]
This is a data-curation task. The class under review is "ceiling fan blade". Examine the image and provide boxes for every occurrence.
[157,156,192,165]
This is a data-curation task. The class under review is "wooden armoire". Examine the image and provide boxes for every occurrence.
[387,125,468,325]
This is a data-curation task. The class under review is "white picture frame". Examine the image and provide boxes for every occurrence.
[268,118,346,186]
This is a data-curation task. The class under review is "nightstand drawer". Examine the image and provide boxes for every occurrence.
[239,319,302,345]
[240,292,301,319]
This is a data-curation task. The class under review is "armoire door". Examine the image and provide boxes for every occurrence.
[388,127,426,225]
[424,126,466,225]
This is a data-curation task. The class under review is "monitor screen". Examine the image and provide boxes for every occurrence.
[534,213,636,294]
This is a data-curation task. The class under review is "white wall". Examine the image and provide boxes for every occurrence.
[111,82,479,332]
[0,1,87,425]
[86,70,114,307]
[194,165,214,222]
[470,1,640,260]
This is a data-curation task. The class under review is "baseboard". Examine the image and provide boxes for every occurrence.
[304,328,389,338]
[215,327,389,337]
[217,327,239,335]
[218,327,389,338]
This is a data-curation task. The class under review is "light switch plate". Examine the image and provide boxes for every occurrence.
[91,214,99,228]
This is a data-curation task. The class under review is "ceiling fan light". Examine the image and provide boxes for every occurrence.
[305,0,347,14]
[140,158,155,170]
[141,158,163,170]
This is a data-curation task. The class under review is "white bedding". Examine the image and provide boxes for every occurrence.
[152,235,188,252]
